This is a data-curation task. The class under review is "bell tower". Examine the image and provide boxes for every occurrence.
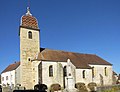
[19,7,40,89]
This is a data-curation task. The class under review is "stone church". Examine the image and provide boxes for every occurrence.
[1,7,113,90]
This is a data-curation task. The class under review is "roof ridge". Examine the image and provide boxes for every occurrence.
[38,48,112,67]
[1,62,20,74]
[40,47,95,55]
[7,61,20,66]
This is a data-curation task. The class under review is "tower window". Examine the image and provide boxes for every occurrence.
[49,65,53,77]
[82,70,86,78]
[28,31,32,39]
[63,66,67,77]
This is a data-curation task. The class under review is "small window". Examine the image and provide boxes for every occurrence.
[49,65,53,77]
[33,80,35,82]
[28,58,31,61]
[28,31,32,39]
[63,66,67,77]
[104,67,107,76]
[6,76,8,80]
[92,67,95,78]
[82,70,85,78]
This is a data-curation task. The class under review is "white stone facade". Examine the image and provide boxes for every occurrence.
[34,60,113,90]
[89,64,113,86]
[41,61,65,88]
[75,64,113,86]
[1,66,20,87]
[76,68,92,85]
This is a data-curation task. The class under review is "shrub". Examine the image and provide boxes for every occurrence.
[88,82,97,92]
[34,84,47,91]
[75,82,88,92]
[50,84,61,92]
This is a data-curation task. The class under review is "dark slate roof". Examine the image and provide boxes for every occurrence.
[1,62,20,73]
[37,48,112,69]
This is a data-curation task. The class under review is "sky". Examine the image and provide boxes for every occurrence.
[0,0,120,74]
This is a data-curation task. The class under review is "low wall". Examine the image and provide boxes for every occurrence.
[2,86,25,92]
[97,85,120,92]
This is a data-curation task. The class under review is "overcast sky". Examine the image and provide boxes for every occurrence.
[0,0,120,74]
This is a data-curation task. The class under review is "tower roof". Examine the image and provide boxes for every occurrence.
[21,7,39,30]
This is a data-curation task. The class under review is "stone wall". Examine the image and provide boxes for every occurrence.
[40,61,113,91]
[42,61,65,90]
[89,64,113,86]
[97,85,120,92]
[76,68,92,85]
[32,60,41,86]
[20,27,40,89]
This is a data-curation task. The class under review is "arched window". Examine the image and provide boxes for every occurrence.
[49,65,53,77]
[82,70,85,78]
[104,67,107,76]
[92,67,95,78]
[28,31,32,39]
[63,66,67,77]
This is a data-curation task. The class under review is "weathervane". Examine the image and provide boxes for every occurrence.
[28,0,30,8]
[26,0,32,15]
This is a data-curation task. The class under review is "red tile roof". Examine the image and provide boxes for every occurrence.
[37,48,112,69]
[21,15,39,29]
[1,62,20,73]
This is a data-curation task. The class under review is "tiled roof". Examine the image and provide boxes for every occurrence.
[1,62,20,73]
[37,48,112,69]
[21,15,39,29]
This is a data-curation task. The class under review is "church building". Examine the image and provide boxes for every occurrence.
[1,7,113,90]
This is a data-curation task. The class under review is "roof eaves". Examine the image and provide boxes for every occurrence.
[1,62,20,74]
[88,63,112,66]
